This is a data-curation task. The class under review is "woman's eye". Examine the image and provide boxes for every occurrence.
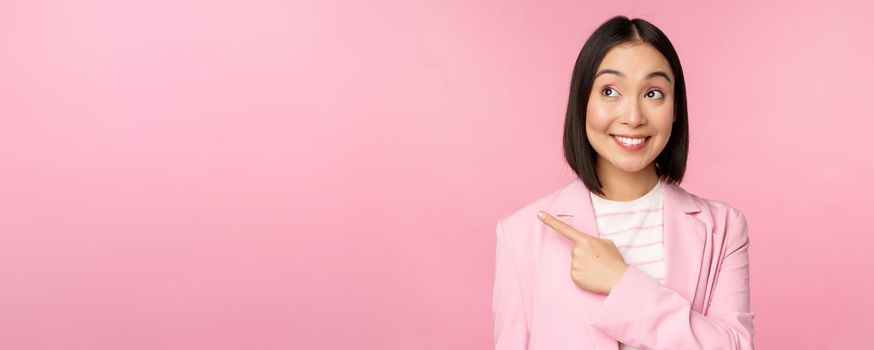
[646,89,664,99]
[602,87,619,97]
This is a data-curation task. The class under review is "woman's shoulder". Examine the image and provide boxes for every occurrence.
[495,178,581,240]
[678,186,750,242]
[497,183,568,234]
[680,186,747,223]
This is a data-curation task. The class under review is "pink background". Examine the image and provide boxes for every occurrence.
[1,0,872,349]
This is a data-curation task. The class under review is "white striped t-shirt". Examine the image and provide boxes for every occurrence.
[589,181,665,350]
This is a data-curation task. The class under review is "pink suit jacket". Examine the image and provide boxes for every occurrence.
[492,178,755,349]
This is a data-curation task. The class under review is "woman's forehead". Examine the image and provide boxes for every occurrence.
[597,43,672,79]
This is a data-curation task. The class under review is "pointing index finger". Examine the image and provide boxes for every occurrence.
[537,211,588,243]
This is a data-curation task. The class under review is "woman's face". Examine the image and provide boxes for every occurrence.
[585,41,675,175]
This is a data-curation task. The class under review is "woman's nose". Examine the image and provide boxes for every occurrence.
[619,101,647,127]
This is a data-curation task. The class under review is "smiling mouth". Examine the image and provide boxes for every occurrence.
[610,134,651,150]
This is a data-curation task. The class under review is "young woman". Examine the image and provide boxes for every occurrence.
[492,16,755,349]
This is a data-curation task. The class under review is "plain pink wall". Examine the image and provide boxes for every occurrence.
[1,0,872,348]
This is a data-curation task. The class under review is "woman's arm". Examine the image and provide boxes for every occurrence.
[589,210,755,350]
[492,219,530,349]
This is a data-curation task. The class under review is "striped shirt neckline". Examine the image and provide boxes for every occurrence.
[589,180,662,206]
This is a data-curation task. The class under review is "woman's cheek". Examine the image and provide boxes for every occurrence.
[586,104,613,128]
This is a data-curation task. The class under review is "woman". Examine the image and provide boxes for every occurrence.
[492,16,755,350]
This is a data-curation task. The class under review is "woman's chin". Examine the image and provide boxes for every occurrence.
[618,167,648,174]
[611,160,651,173]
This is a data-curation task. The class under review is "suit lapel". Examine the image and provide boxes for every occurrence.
[547,177,709,326]
[660,179,708,312]
[546,178,615,349]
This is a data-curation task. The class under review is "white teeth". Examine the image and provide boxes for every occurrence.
[614,135,646,146]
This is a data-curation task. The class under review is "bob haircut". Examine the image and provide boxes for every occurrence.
[563,15,689,196]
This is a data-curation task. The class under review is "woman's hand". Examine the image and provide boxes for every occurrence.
[538,211,629,295]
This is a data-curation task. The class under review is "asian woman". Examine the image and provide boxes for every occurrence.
[492,15,755,350]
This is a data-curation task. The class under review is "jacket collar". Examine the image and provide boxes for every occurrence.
[548,177,701,218]
[546,177,709,311]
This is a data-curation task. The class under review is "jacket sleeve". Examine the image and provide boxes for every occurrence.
[589,210,756,350]
[492,219,530,349]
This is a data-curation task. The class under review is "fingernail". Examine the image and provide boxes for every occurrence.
[537,211,545,220]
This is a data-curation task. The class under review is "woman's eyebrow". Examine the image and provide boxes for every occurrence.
[595,69,672,83]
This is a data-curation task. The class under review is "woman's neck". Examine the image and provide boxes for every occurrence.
[593,158,659,202]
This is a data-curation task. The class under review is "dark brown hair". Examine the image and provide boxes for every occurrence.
[563,15,689,195]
